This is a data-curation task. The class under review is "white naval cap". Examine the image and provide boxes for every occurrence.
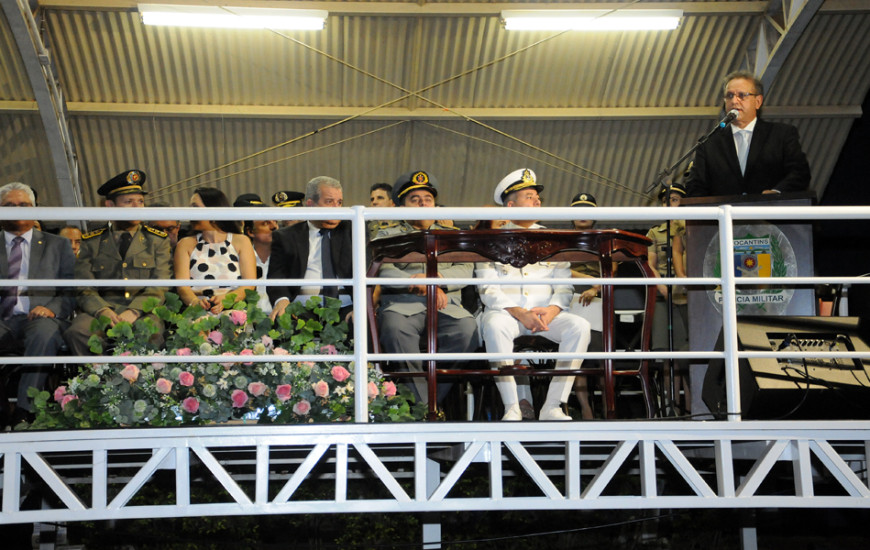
[493,168,543,205]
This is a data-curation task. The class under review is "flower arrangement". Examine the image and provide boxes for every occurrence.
[30,292,425,428]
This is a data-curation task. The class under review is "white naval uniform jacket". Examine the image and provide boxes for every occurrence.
[474,222,574,313]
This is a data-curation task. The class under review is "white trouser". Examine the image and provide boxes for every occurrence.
[480,309,591,407]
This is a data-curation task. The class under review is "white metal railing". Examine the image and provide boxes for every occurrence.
[1,203,869,526]
[5,204,870,420]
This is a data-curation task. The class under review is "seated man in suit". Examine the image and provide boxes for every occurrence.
[268,177,353,323]
[372,171,478,406]
[476,169,592,421]
[686,71,811,197]
[0,182,76,424]
[63,170,172,356]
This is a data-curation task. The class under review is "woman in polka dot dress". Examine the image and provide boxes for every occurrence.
[174,187,257,315]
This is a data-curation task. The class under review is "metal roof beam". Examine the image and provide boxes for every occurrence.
[0,0,82,207]
[743,0,825,93]
[33,1,870,15]
[36,1,773,16]
[1,102,858,120]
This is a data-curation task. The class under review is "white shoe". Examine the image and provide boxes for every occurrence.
[539,405,572,421]
[501,403,522,421]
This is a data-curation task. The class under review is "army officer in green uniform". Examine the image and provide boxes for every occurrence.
[64,170,172,356]
[372,171,478,406]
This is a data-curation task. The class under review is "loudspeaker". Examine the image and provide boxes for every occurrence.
[702,316,870,420]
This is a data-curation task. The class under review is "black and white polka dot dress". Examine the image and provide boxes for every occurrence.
[189,233,241,298]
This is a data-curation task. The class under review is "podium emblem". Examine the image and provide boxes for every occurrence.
[703,224,796,315]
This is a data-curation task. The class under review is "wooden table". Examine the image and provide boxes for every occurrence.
[367,229,657,420]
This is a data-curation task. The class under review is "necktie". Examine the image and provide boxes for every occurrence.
[736,130,750,176]
[118,232,133,259]
[319,228,338,298]
[1,237,25,319]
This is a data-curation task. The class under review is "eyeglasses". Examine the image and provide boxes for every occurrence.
[724,92,759,101]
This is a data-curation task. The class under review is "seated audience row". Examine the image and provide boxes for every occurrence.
[1,166,673,425]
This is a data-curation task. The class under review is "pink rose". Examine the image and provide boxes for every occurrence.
[231,389,249,408]
[275,384,292,402]
[367,381,379,399]
[240,349,254,365]
[181,397,200,414]
[175,347,192,356]
[293,399,311,415]
[53,386,67,402]
[229,310,247,326]
[220,352,235,368]
[155,378,173,394]
[120,363,140,383]
[330,366,351,383]
[273,347,289,355]
[178,371,195,387]
[60,394,78,411]
[248,382,267,396]
[261,335,273,348]
[320,344,337,355]
[382,381,397,397]
[314,380,330,398]
[208,330,223,346]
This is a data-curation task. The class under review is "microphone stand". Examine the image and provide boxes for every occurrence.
[644,120,726,196]
[645,119,726,417]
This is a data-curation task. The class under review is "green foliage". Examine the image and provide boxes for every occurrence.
[30,292,425,429]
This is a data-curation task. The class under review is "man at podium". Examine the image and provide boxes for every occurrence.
[686,71,811,197]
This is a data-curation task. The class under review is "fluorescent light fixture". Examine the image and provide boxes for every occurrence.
[501,9,682,31]
[138,4,327,30]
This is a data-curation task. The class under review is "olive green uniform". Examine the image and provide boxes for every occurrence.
[64,224,171,355]
[372,220,478,404]
[645,220,688,352]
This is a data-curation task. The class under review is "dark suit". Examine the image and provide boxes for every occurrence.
[686,119,810,197]
[267,221,353,307]
[0,229,75,412]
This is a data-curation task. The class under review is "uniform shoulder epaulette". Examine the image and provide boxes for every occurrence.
[434,222,460,230]
[143,225,168,238]
[82,226,108,240]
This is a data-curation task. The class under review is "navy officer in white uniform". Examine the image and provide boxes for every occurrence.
[475,168,592,421]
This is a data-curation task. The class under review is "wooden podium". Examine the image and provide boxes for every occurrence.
[683,192,817,417]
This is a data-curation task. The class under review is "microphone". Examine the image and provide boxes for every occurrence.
[718,109,739,128]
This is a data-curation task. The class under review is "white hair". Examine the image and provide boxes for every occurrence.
[305,176,342,203]
[0,182,36,205]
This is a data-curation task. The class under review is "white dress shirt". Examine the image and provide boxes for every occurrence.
[296,222,351,308]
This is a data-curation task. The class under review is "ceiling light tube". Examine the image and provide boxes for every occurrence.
[501,9,683,32]
[138,4,327,30]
